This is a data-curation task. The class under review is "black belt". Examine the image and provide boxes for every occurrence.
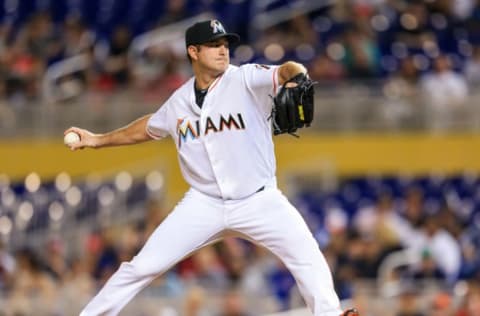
[255,186,265,193]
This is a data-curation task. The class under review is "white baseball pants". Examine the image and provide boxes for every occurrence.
[79,186,342,316]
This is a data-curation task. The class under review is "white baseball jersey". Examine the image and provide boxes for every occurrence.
[80,62,343,316]
[147,64,280,200]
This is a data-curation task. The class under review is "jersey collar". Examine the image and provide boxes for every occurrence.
[189,66,231,114]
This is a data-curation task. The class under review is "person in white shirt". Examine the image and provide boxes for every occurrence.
[420,54,469,131]
[65,19,358,316]
[411,215,461,283]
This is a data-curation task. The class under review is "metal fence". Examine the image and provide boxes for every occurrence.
[2,82,480,138]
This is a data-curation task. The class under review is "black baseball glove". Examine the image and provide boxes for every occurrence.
[270,73,315,137]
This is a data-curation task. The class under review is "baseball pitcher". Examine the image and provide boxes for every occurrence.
[65,19,358,316]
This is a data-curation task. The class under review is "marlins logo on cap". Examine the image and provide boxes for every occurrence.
[185,20,240,47]
[210,20,226,34]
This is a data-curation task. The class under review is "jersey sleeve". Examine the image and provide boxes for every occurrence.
[146,102,170,139]
[242,63,280,116]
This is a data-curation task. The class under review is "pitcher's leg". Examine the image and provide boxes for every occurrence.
[80,190,225,316]
[229,189,342,316]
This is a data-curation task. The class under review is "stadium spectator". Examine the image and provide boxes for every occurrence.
[420,54,469,131]
[16,12,61,65]
[430,291,454,316]
[218,287,252,316]
[392,1,435,52]
[188,246,229,291]
[463,44,480,85]
[394,284,425,316]
[410,249,446,281]
[43,237,69,281]
[61,257,96,314]
[324,232,356,299]
[354,235,388,279]
[381,55,422,128]
[412,215,462,283]
[183,285,208,316]
[216,237,248,283]
[92,228,120,285]
[137,47,189,102]
[0,240,15,294]
[341,24,380,79]
[353,191,404,249]
[141,198,170,239]
[387,55,421,98]
[458,222,480,280]
[451,0,476,20]
[455,282,480,316]
[267,260,296,311]
[3,40,43,104]
[5,248,58,315]
[99,25,132,87]
[436,203,464,239]
[288,13,319,49]
[464,0,480,43]
[238,245,275,299]
[399,186,425,230]
[62,16,95,58]
[156,0,190,27]
[308,53,346,82]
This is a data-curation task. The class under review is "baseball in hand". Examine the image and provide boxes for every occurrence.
[64,131,80,145]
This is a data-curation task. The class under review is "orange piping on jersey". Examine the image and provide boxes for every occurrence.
[146,127,163,139]
[208,73,224,92]
[273,68,278,94]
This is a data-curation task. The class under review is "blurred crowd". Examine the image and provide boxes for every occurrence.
[293,173,480,315]
[0,0,480,116]
[1,0,480,315]
[1,173,480,315]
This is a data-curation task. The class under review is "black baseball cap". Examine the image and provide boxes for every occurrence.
[185,20,240,47]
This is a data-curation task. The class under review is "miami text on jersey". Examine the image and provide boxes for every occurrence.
[177,113,246,147]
